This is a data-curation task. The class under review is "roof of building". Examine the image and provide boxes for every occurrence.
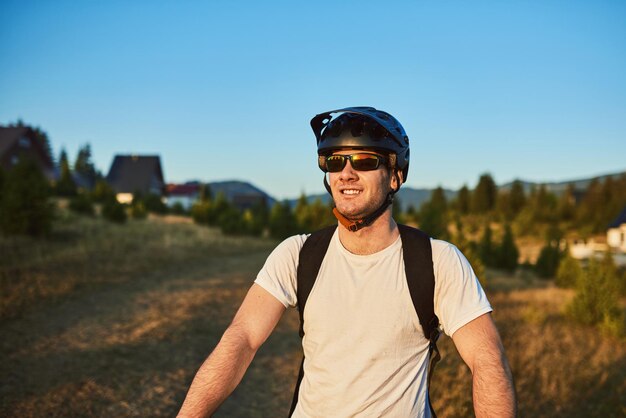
[106,155,165,194]
[608,206,626,229]
[166,183,199,196]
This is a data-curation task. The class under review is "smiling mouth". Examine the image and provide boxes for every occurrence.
[341,189,362,195]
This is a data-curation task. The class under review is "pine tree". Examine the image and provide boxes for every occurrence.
[73,143,99,189]
[478,224,495,267]
[55,148,77,196]
[455,185,471,215]
[555,253,583,288]
[418,187,449,240]
[509,180,526,216]
[269,201,299,240]
[567,253,624,337]
[471,173,497,213]
[496,224,519,272]
[0,157,54,236]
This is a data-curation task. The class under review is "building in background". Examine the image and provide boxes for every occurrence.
[0,126,55,181]
[106,155,165,204]
[165,183,200,210]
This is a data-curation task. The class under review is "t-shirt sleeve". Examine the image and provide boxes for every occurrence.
[254,234,308,308]
[432,239,492,337]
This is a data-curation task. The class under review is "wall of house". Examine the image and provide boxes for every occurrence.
[607,224,626,252]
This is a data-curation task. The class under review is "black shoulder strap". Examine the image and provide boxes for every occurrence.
[398,224,441,418]
[290,225,337,416]
[295,225,337,338]
[398,224,440,341]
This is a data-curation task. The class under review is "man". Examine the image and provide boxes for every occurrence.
[178,107,516,417]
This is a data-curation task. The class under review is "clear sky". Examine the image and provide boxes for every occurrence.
[1,0,625,200]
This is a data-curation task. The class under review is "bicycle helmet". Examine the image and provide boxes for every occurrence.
[310,107,410,231]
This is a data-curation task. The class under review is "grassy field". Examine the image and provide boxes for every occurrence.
[1,212,625,417]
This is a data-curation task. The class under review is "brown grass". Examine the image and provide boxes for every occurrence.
[1,214,625,417]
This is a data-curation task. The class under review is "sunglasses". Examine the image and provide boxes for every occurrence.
[318,152,388,173]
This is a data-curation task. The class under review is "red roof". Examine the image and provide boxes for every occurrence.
[166,183,199,196]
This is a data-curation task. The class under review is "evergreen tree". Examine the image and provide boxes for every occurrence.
[418,187,449,240]
[294,193,311,231]
[246,199,270,236]
[567,253,624,337]
[453,218,486,285]
[91,180,116,203]
[555,253,583,288]
[455,184,471,215]
[199,183,213,202]
[535,235,562,279]
[471,173,497,213]
[73,143,99,189]
[269,201,299,240]
[478,224,495,267]
[55,148,77,196]
[495,224,519,272]
[508,180,526,216]
[0,157,54,236]
[557,183,576,222]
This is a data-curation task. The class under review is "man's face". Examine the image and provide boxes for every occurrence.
[327,149,398,221]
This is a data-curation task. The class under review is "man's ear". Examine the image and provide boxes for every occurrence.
[390,169,403,191]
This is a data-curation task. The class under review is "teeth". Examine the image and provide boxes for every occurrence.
[342,190,361,195]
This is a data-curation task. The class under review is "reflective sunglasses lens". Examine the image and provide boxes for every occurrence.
[351,154,381,171]
[325,155,346,172]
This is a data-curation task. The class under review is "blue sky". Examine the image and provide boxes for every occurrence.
[1,0,625,199]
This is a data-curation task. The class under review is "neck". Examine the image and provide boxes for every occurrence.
[336,209,399,255]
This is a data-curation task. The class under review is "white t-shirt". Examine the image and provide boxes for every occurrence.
[255,229,492,418]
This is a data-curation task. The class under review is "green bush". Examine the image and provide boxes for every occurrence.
[535,241,562,279]
[269,201,299,240]
[555,254,583,288]
[130,201,148,219]
[0,157,54,237]
[102,199,127,223]
[69,193,94,216]
[567,253,624,337]
[219,207,246,235]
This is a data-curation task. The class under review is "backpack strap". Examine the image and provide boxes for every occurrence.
[398,224,441,418]
[289,225,337,415]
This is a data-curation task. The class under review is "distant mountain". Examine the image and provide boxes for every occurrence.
[499,171,625,195]
[185,180,276,207]
[186,170,624,212]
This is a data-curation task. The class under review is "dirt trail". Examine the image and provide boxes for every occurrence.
[1,250,301,417]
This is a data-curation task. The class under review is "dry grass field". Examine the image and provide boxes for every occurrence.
[1,212,625,417]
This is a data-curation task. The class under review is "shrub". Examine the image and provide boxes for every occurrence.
[567,253,624,337]
[69,193,94,216]
[91,180,116,203]
[102,199,127,223]
[191,201,213,225]
[219,207,246,235]
[170,202,187,215]
[495,224,519,272]
[555,253,583,288]
[0,157,54,237]
[130,201,148,219]
[143,193,168,214]
[269,201,299,240]
[535,241,562,279]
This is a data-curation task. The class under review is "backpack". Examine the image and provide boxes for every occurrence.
[289,224,441,417]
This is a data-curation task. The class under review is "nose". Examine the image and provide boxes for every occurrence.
[338,157,358,181]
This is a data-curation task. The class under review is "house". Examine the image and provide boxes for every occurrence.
[607,206,626,253]
[165,183,200,210]
[570,206,626,267]
[0,126,56,181]
[106,155,165,204]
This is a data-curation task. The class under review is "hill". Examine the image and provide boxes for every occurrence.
[192,170,625,211]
